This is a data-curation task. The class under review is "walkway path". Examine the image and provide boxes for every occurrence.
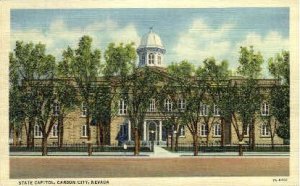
[150,145,179,157]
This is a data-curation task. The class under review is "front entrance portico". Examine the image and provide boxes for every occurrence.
[143,120,165,144]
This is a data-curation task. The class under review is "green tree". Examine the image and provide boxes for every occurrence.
[66,36,102,156]
[268,51,289,141]
[237,46,264,150]
[196,58,230,147]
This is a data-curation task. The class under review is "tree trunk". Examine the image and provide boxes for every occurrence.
[58,115,64,148]
[193,134,199,156]
[134,127,139,156]
[166,128,169,148]
[271,136,275,150]
[238,143,243,156]
[96,123,100,146]
[170,129,174,151]
[175,132,179,152]
[86,115,92,156]
[42,136,48,156]
[251,120,255,150]
[206,133,209,147]
[221,118,225,147]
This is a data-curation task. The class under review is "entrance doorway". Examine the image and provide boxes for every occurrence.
[148,121,157,142]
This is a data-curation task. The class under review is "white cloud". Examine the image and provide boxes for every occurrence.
[172,19,234,65]
[11,19,140,60]
[172,18,289,76]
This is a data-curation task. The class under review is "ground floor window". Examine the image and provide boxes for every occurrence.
[119,123,128,141]
[34,125,42,138]
[261,124,271,136]
[81,124,87,137]
[52,124,58,137]
[213,123,221,137]
[200,124,208,137]
[179,125,185,137]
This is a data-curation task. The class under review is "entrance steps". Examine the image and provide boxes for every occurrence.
[150,145,179,158]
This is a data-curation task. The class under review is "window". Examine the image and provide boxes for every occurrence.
[179,125,185,137]
[157,55,161,65]
[140,54,145,65]
[261,102,269,116]
[34,125,42,138]
[81,102,87,117]
[178,99,186,111]
[119,123,128,141]
[82,124,87,137]
[213,104,220,116]
[149,99,156,112]
[200,124,208,136]
[119,100,127,115]
[53,102,60,116]
[261,124,270,136]
[244,125,250,136]
[164,99,173,112]
[52,124,58,137]
[200,102,209,116]
[213,123,221,137]
[148,53,154,64]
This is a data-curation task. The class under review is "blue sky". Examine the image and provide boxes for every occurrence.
[11,8,289,76]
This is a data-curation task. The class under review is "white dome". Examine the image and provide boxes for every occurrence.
[138,29,164,49]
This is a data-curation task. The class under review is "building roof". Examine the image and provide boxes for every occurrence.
[138,28,165,50]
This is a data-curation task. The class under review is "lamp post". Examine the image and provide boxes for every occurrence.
[173,130,177,151]
[150,130,155,151]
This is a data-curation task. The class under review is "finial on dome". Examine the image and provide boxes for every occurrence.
[149,26,153,32]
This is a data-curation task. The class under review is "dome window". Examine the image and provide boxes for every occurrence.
[148,53,154,64]
[157,55,161,65]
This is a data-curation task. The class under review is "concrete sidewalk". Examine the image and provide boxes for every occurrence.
[150,145,179,157]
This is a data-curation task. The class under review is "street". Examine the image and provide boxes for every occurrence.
[10,157,289,178]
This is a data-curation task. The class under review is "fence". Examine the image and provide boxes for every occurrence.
[164,143,290,152]
[10,143,153,152]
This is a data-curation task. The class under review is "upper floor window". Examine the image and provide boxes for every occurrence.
[53,102,60,116]
[213,123,221,137]
[81,102,87,117]
[261,124,271,137]
[34,124,42,138]
[149,99,156,112]
[82,124,87,137]
[52,124,58,137]
[148,53,154,64]
[157,55,161,65]
[200,124,208,137]
[119,99,127,115]
[261,102,269,116]
[164,99,173,112]
[178,99,186,111]
[179,125,185,137]
[200,102,209,116]
[213,104,220,116]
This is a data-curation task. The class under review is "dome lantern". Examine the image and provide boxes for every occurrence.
[137,28,166,67]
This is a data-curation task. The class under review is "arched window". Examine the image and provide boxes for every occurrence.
[213,123,221,137]
[157,55,161,65]
[200,124,208,136]
[34,125,42,138]
[148,53,154,64]
[213,104,220,116]
[164,99,173,112]
[261,102,269,116]
[200,102,209,116]
[52,124,58,137]
[82,124,87,137]
[261,123,270,136]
